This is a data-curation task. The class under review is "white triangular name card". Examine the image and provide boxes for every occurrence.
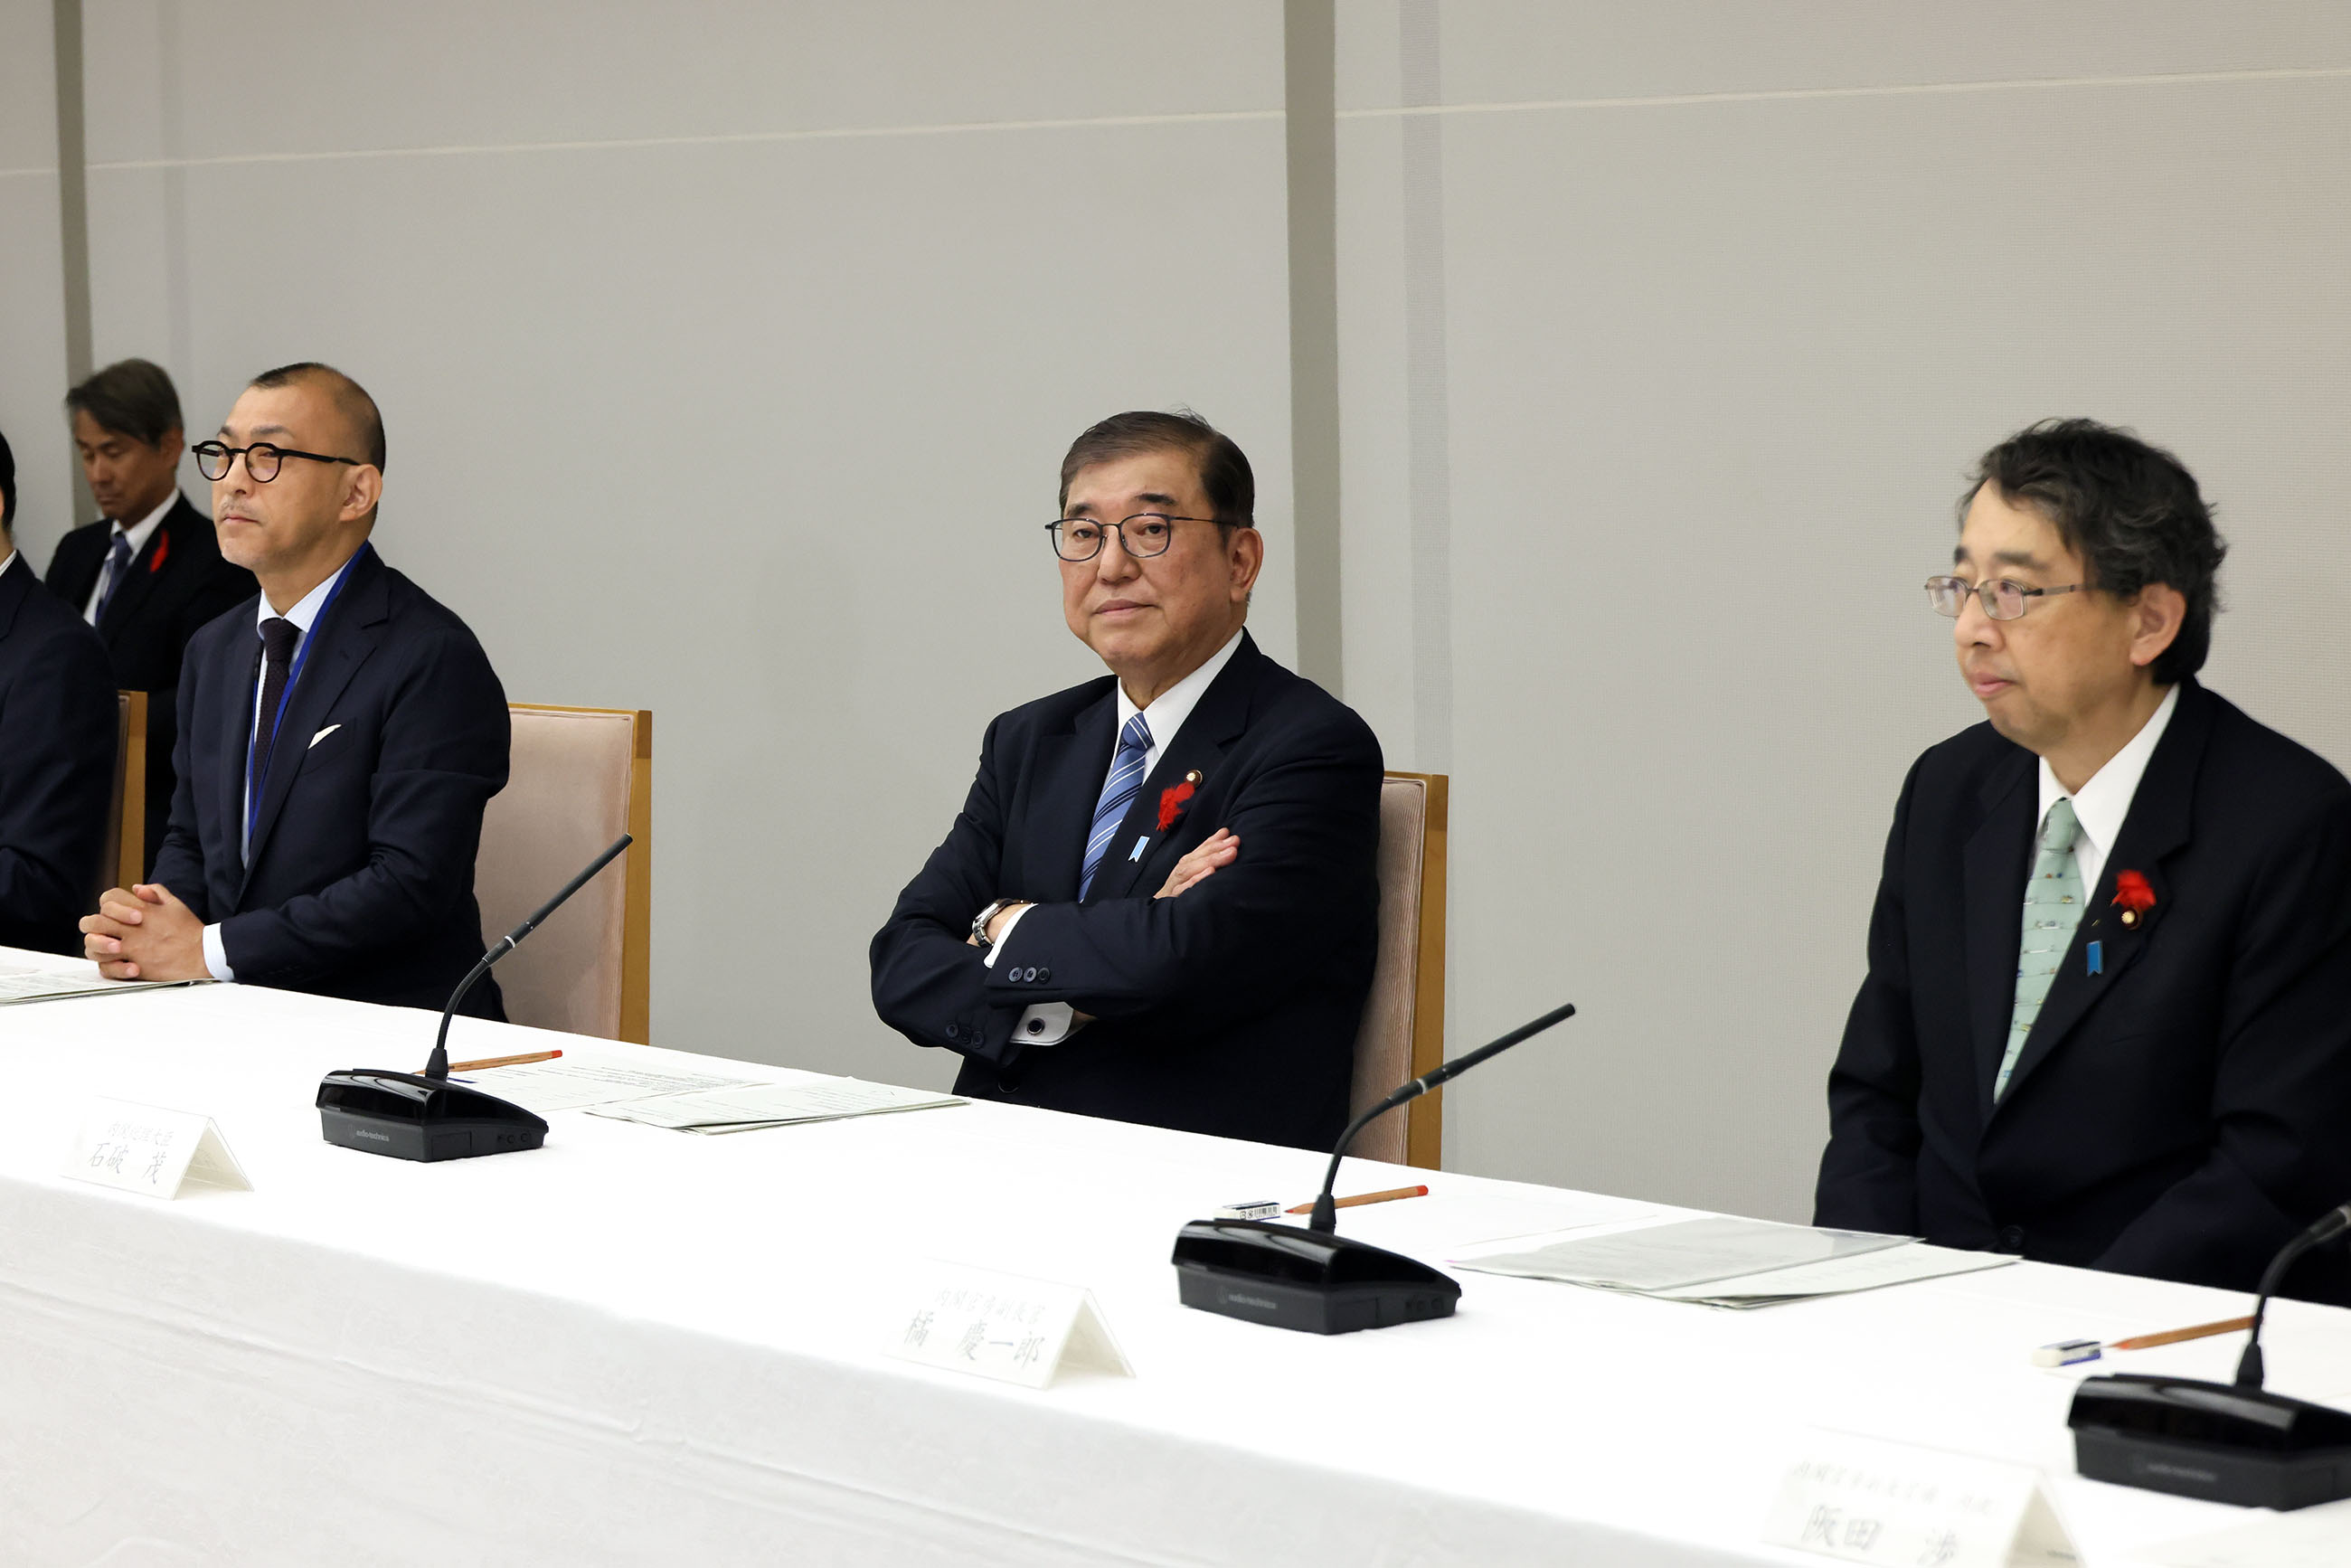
[64,1097,250,1199]
[884,1262,1132,1390]
[1761,1429,2079,1568]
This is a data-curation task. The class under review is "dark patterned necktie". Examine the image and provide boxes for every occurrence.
[251,617,301,786]
[93,532,134,621]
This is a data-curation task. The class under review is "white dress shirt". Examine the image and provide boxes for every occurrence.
[2033,682,2180,896]
[202,553,365,982]
[81,493,176,623]
[988,628,1248,1045]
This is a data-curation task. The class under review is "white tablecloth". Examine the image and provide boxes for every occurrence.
[2,959,2346,1565]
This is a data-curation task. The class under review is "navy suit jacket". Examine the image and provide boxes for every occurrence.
[149,545,510,1014]
[871,633,1383,1150]
[1816,680,2351,1302]
[0,553,118,954]
[47,494,256,875]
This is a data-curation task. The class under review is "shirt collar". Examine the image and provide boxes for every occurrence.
[2037,682,2180,855]
[0,551,17,579]
[110,492,177,557]
[254,547,365,642]
[1113,627,1246,754]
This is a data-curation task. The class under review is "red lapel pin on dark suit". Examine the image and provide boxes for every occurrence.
[1157,776,1198,833]
[148,529,170,572]
[2112,869,2156,929]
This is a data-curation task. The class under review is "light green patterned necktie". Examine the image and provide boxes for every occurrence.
[1996,797,2082,1100]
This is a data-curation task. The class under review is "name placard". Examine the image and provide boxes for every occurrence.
[1761,1430,2079,1568]
[884,1263,1132,1390]
[63,1098,250,1200]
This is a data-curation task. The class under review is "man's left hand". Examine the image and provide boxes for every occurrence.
[80,883,209,981]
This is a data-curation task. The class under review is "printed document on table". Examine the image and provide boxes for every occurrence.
[460,1058,760,1113]
[1648,1241,2015,1308]
[1457,1215,1908,1292]
[586,1076,964,1133]
[0,963,211,1006]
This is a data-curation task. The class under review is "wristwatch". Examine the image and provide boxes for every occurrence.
[971,897,1024,948]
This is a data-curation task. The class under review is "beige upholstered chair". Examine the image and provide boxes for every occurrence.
[93,691,148,905]
[476,704,652,1043]
[1346,771,1449,1168]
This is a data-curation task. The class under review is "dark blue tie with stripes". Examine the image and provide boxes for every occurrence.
[1079,713,1152,899]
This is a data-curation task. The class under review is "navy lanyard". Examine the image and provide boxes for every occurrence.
[246,543,370,840]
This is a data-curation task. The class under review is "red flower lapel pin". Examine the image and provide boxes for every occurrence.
[147,530,170,573]
[2111,869,2157,928]
[1157,770,1203,832]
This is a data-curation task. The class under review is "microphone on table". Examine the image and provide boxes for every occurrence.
[1172,1001,1577,1335]
[2069,1197,2351,1509]
[315,835,633,1164]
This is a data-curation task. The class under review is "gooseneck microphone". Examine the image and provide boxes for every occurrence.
[424,834,634,1079]
[1172,1000,1577,1335]
[2233,1202,2351,1391]
[1308,1001,1577,1234]
[314,834,633,1164]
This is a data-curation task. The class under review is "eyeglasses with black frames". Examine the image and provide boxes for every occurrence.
[1045,513,1222,562]
[192,441,363,484]
[1924,575,2085,621]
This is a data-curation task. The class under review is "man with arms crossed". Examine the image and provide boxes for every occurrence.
[872,411,1383,1150]
[82,364,511,1015]
[48,359,254,874]
[0,427,118,955]
[1816,419,2351,1301]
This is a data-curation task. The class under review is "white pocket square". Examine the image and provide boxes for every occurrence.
[309,724,341,749]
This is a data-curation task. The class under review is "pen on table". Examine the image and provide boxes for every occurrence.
[1285,1184,1428,1215]
[2032,1315,2255,1366]
[446,1049,562,1074]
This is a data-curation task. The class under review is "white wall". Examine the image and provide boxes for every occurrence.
[37,3,2351,1223]
[74,0,1293,1091]
[1,0,69,555]
[1338,1,2351,1218]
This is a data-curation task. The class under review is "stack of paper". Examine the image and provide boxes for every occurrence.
[460,1058,760,1114]
[585,1077,964,1135]
[1455,1215,2013,1308]
[0,965,212,1006]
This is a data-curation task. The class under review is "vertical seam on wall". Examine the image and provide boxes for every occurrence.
[1401,0,1453,770]
[1284,0,1343,694]
[52,0,94,522]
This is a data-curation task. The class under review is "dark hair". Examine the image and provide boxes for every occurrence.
[1963,418,2227,685]
[64,357,184,448]
[0,424,14,533]
[1058,409,1254,526]
[250,361,386,472]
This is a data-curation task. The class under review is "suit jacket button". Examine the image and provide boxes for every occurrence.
[1023,967,1038,982]
[945,1024,961,1041]
[1035,967,1050,983]
[1026,1016,1045,1034]
[1998,1225,2025,1252]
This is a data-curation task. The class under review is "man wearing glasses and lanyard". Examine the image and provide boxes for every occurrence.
[81,364,511,1017]
[1815,418,2351,1302]
[871,411,1383,1151]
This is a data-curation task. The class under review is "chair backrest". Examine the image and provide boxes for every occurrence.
[1345,771,1449,1167]
[476,704,652,1042]
[94,691,148,906]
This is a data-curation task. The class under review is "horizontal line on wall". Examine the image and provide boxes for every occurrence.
[0,165,58,179]
[1337,62,2351,120]
[86,106,1286,173]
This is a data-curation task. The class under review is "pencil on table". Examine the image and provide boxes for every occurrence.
[1285,1185,1430,1214]
[447,1049,563,1073]
[2109,1316,2254,1351]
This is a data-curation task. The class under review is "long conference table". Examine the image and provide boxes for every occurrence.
[5,956,2349,1565]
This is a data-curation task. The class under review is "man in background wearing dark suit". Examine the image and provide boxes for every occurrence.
[47,359,254,874]
[81,364,510,1015]
[1816,419,2351,1302]
[872,411,1383,1150]
[0,427,118,955]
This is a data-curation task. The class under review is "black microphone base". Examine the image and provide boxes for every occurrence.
[316,1070,549,1162]
[1171,1218,1461,1335]
[2070,1374,2351,1509]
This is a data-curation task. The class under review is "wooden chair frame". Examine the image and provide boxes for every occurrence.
[1392,770,1449,1169]
[505,703,654,1044]
[108,691,148,893]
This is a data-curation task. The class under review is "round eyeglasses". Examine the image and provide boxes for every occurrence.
[1925,575,2085,621]
[1046,513,1223,562]
[193,440,363,484]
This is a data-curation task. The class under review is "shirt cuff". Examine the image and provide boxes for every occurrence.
[201,923,235,983]
[1013,1003,1076,1046]
[981,902,1034,968]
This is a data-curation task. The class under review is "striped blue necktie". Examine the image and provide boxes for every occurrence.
[1079,713,1152,899]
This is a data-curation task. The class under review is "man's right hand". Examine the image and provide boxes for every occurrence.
[1157,828,1237,899]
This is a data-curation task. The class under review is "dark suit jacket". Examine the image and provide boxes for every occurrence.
[0,553,118,954]
[149,544,509,1015]
[46,494,256,876]
[1816,679,2351,1302]
[871,633,1383,1150]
